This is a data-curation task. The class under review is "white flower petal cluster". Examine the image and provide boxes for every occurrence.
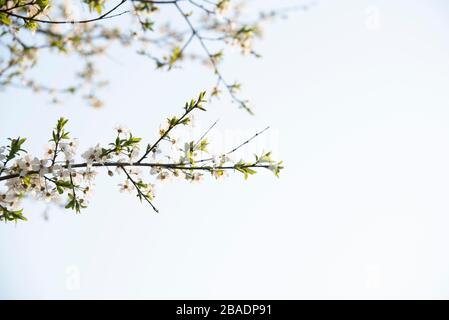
[0,146,7,162]
[81,144,105,166]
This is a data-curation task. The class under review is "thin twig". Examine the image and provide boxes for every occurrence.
[174,2,253,114]
[121,166,159,213]
[194,119,218,148]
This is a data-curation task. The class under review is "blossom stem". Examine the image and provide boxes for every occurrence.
[121,166,159,213]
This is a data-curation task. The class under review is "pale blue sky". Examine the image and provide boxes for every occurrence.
[2,0,449,299]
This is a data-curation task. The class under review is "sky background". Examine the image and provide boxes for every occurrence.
[2,0,449,299]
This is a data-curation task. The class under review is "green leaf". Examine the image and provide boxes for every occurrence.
[197,139,208,152]
[36,0,49,10]
[142,19,154,31]
[6,137,26,161]
[25,21,39,32]
[56,118,69,131]
[50,39,67,52]
[65,199,75,209]
[0,13,11,26]
[168,46,181,69]
[0,207,27,222]
[234,162,257,180]
[56,180,75,189]
[84,0,104,14]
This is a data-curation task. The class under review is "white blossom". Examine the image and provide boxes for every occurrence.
[81,144,102,166]
[192,172,203,182]
[156,171,170,181]
[114,124,129,136]
[43,144,55,160]
[151,147,162,160]
[60,138,78,160]
[129,146,140,161]
[128,167,141,177]
[17,155,35,175]
[0,146,6,162]
[82,169,97,184]
[150,166,161,176]
[31,158,50,176]
[118,180,133,193]
[39,189,58,203]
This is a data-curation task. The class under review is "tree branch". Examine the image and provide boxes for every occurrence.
[0,0,129,25]
[0,162,269,182]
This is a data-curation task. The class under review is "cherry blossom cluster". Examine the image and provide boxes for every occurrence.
[0,92,283,222]
[0,0,307,112]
